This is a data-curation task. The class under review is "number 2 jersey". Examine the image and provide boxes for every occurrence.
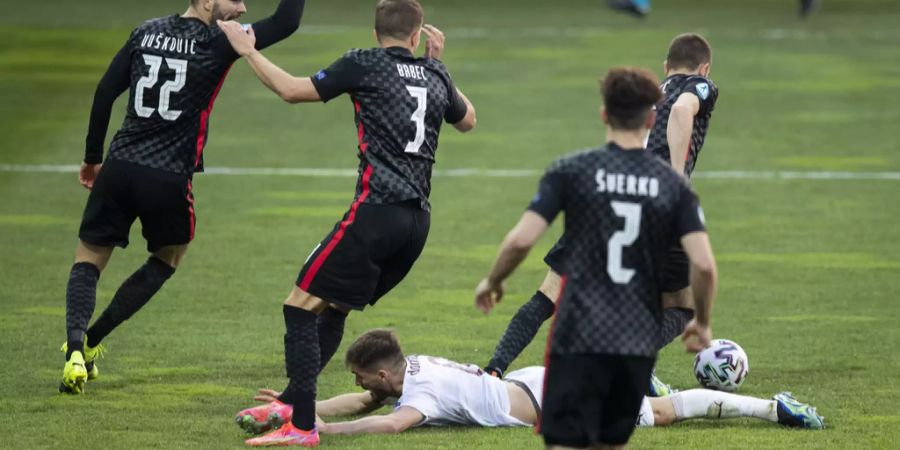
[84,0,305,175]
[528,143,707,357]
[310,47,469,211]
[395,355,543,427]
[646,74,718,177]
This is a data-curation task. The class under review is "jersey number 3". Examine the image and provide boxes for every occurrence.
[608,201,642,284]
[135,54,187,121]
[404,86,427,153]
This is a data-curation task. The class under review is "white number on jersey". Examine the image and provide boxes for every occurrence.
[135,55,188,121]
[404,86,428,154]
[607,201,642,284]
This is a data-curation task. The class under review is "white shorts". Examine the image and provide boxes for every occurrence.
[505,366,545,408]
[637,396,655,427]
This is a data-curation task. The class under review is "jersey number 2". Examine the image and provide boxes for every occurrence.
[608,201,642,284]
[135,55,187,121]
[404,86,427,153]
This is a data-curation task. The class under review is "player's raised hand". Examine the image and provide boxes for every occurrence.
[79,162,102,190]
[253,388,283,403]
[217,20,257,57]
[681,318,712,353]
[421,24,445,60]
[475,278,504,314]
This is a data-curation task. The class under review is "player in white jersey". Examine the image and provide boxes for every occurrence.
[236,329,824,437]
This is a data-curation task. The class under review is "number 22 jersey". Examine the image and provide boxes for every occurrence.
[85,0,305,175]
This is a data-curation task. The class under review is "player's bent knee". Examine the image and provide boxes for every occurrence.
[538,270,563,302]
[152,244,189,269]
[285,286,329,314]
[75,240,114,271]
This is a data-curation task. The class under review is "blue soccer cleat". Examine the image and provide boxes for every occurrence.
[774,392,825,429]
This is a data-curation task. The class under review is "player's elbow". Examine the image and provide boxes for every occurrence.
[384,421,408,434]
[691,257,717,280]
[453,110,476,133]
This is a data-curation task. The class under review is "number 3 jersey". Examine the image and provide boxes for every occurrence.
[310,47,469,211]
[528,143,706,357]
[395,355,541,427]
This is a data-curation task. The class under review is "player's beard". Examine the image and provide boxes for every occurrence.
[211,2,241,22]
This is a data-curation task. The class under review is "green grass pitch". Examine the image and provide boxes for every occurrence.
[1,0,899,448]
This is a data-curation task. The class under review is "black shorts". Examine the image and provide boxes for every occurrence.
[541,353,655,447]
[661,244,690,292]
[79,160,195,253]
[296,200,430,311]
[543,235,566,274]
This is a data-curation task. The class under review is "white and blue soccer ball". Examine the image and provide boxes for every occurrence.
[693,339,749,392]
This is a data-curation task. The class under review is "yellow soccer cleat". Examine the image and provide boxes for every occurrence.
[59,351,88,394]
[60,340,106,381]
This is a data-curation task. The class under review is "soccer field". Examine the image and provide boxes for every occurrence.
[2,0,899,448]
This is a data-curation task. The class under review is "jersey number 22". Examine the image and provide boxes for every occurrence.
[135,54,187,121]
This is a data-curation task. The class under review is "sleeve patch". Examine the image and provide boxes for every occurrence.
[695,83,710,100]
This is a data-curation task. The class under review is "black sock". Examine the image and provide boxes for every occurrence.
[66,262,101,360]
[277,305,319,431]
[658,307,694,349]
[86,257,175,346]
[487,290,556,374]
[317,307,347,374]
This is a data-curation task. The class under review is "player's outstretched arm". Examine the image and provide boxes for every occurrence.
[82,43,131,189]
[248,0,305,51]
[476,211,549,314]
[318,406,424,435]
[217,20,321,103]
[317,391,387,416]
[666,93,700,176]
[680,231,716,351]
[253,388,386,416]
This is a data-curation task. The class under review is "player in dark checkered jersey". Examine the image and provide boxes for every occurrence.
[218,0,475,446]
[475,67,717,449]
[60,0,306,395]
[483,34,718,391]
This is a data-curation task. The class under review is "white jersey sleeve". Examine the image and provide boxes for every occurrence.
[395,355,530,427]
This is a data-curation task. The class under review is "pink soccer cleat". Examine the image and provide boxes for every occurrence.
[245,423,319,447]
[235,400,294,435]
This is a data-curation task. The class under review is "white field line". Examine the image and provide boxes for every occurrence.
[2,164,900,180]
[295,25,900,42]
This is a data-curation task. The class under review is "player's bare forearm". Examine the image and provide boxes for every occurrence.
[320,407,423,435]
[453,88,477,132]
[487,212,549,284]
[245,51,320,103]
[681,232,716,325]
[316,391,384,416]
[666,94,700,176]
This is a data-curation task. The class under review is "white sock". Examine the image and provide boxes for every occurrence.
[671,390,778,423]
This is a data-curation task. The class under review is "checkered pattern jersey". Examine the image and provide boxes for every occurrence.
[530,145,705,357]
[646,74,718,177]
[106,16,235,175]
[311,47,466,211]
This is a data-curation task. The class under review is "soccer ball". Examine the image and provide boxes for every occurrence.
[693,339,749,392]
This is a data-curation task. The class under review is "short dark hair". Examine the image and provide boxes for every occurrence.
[600,67,662,130]
[375,0,424,41]
[666,33,712,71]
[345,329,405,371]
